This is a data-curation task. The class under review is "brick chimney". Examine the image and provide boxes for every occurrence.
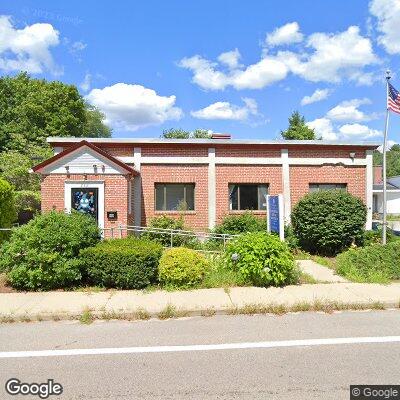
[374,165,383,184]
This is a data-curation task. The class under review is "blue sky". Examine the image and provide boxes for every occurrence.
[2,0,400,144]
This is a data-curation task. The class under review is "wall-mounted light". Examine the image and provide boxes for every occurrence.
[93,164,98,174]
[101,165,105,173]
[65,166,70,173]
[349,152,356,159]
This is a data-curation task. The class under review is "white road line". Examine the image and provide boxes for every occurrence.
[1,336,400,359]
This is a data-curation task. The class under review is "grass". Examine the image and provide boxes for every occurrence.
[299,272,318,284]
[79,308,94,324]
[157,304,190,319]
[227,300,387,316]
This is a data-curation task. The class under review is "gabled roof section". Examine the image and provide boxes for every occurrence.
[32,140,137,175]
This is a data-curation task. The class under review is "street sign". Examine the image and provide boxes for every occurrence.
[266,194,284,240]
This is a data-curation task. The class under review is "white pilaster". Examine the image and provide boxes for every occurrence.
[366,149,373,230]
[281,149,291,224]
[133,147,142,227]
[208,148,216,230]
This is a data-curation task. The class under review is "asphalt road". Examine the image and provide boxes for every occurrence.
[1,310,400,399]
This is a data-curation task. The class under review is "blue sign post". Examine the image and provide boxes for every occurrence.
[266,194,284,240]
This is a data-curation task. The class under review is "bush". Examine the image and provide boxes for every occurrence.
[213,212,267,236]
[14,190,41,224]
[336,241,400,283]
[363,227,400,246]
[141,215,199,248]
[79,238,163,289]
[0,178,17,243]
[291,191,367,256]
[158,247,209,288]
[0,211,101,290]
[225,232,298,287]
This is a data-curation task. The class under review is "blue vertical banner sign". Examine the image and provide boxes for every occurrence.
[266,194,284,240]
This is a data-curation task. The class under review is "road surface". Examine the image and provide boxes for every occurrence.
[1,310,400,399]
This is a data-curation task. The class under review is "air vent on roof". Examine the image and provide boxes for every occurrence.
[211,133,231,139]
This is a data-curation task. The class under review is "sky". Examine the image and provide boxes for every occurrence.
[1,0,400,145]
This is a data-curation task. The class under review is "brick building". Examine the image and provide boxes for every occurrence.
[32,136,379,235]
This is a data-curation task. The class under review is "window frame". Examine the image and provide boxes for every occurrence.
[228,183,269,211]
[154,183,195,211]
[309,183,348,192]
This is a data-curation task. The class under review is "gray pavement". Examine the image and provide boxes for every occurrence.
[1,311,400,399]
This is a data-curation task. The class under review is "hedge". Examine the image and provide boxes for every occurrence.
[291,190,366,255]
[0,211,101,290]
[336,241,400,283]
[225,232,298,287]
[79,237,163,289]
[158,247,209,288]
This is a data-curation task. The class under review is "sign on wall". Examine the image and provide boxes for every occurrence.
[266,194,284,240]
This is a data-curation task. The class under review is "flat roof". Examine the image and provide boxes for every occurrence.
[47,137,380,148]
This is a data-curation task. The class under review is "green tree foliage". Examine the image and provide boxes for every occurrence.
[373,145,400,177]
[83,103,112,138]
[281,111,316,140]
[162,128,211,139]
[0,178,16,242]
[291,190,367,255]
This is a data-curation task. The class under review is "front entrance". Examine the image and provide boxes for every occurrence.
[64,181,105,230]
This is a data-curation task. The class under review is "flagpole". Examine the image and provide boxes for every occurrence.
[382,70,391,245]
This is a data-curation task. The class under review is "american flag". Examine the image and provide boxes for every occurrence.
[388,82,400,114]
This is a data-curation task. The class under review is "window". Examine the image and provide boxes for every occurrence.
[309,183,347,192]
[229,184,268,211]
[155,183,195,211]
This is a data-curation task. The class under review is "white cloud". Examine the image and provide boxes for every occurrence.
[217,49,241,69]
[0,15,61,74]
[301,88,332,106]
[179,26,377,90]
[191,98,258,120]
[326,98,373,122]
[265,22,303,47]
[86,83,183,131]
[80,73,91,92]
[179,54,288,90]
[307,118,338,140]
[369,0,400,54]
[339,123,382,138]
[279,26,378,83]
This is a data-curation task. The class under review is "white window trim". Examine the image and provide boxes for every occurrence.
[64,181,105,231]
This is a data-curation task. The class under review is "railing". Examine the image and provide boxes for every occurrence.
[102,225,237,249]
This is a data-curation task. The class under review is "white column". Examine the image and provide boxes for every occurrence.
[208,148,216,230]
[366,149,373,230]
[281,149,291,224]
[133,147,142,227]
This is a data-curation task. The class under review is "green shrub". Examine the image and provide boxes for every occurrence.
[225,232,298,287]
[0,178,17,243]
[141,215,199,248]
[79,238,163,289]
[158,247,209,288]
[14,190,41,224]
[336,241,400,283]
[284,225,300,252]
[0,211,101,290]
[213,212,267,235]
[363,228,400,246]
[291,190,367,256]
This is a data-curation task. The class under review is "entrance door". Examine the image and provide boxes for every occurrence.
[71,188,99,220]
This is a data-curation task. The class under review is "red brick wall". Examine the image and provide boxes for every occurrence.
[140,164,209,230]
[41,174,131,238]
[288,146,366,159]
[374,165,383,184]
[289,165,366,207]
[215,165,283,224]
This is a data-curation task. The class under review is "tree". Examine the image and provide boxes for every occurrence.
[281,111,316,140]
[83,103,112,138]
[373,145,400,178]
[0,178,16,242]
[161,128,211,139]
[0,72,111,153]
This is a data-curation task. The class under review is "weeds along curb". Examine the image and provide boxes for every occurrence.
[0,300,397,324]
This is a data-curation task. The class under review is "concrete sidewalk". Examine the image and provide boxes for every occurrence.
[297,260,348,283]
[0,282,399,321]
